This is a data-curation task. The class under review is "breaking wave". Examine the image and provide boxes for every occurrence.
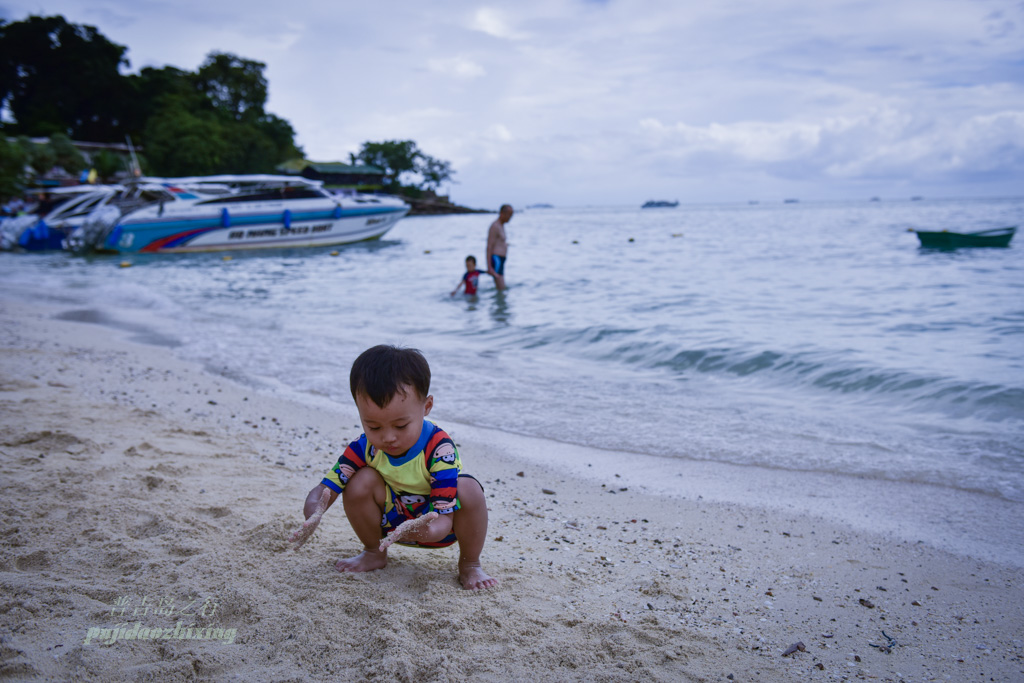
[474,324,1024,423]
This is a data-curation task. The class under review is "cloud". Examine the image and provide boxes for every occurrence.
[469,7,526,40]
[486,124,513,142]
[427,56,486,79]
[633,107,1024,185]
[638,118,821,164]
[3,0,1021,205]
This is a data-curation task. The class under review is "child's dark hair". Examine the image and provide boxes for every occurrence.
[466,255,477,264]
[350,345,431,407]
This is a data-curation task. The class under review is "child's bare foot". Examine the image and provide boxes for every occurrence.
[379,511,439,551]
[459,562,498,591]
[335,549,387,573]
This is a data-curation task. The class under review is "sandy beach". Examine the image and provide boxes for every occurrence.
[2,298,1023,682]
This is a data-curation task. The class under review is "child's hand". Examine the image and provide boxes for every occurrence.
[288,488,331,551]
[379,511,439,551]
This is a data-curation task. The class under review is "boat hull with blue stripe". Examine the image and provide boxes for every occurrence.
[95,175,409,254]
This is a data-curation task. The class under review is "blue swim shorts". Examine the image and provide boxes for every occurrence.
[380,473,483,548]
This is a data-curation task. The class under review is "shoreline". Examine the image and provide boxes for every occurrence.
[2,299,1023,681]
[439,422,1024,569]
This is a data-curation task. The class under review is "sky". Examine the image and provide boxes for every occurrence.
[3,0,1023,208]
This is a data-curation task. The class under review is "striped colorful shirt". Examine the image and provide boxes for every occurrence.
[322,420,461,515]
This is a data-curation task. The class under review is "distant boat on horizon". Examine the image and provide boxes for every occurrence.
[642,199,679,208]
[783,198,799,204]
[526,203,554,209]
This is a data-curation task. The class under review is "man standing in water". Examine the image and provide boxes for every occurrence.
[486,204,513,291]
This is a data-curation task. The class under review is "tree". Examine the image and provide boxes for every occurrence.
[121,65,196,139]
[0,138,28,198]
[0,16,304,176]
[195,52,268,122]
[0,15,131,140]
[257,113,304,163]
[91,149,124,181]
[142,92,300,176]
[142,100,229,176]
[140,53,301,175]
[31,145,56,176]
[15,136,53,177]
[48,133,86,174]
[419,156,455,192]
[351,140,456,193]
[351,140,421,188]
[220,121,279,173]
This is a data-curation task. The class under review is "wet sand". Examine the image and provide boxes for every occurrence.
[1,299,1023,681]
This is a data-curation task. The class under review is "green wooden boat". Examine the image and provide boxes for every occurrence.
[912,226,1016,249]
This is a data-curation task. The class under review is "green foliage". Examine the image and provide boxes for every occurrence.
[13,136,51,177]
[221,122,278,172]
[0,138,28,197]
[0,15,456,185]
[121,66,196,137]
[351,140,456,193]
[48,133,86,174]
[195,53,268,122]
[257,113,303,162]
[352,140,421,187]
[0,15,131,140]
[143,101,229,176]
[419,156,454,192]
[0,15,305,177]
[27,142,55,176]
[138,52,303,175]
[141,93,300,176]
[15,137,35,159]
[91,149,124,181]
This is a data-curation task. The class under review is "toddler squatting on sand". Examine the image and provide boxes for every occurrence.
[288,345,498,590]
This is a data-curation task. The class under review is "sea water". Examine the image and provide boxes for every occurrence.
[2,198,1022,505]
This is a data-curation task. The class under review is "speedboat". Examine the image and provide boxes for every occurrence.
[911,226,1016,249]
[0,185,120,251]
[641,200,679,208]
[68,175,409,254]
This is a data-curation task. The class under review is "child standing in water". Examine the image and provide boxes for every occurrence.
[451,255,490,296]
[288,345,498,591]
